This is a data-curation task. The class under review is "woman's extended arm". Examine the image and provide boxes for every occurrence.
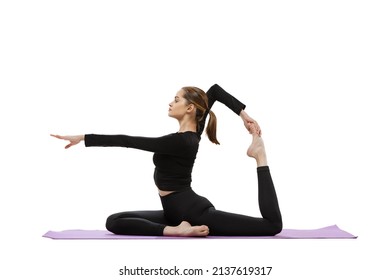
[50,132,196,156]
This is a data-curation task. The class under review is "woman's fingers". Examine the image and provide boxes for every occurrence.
[51,134,79,149]
[50,134,62,139]
[246,121,261,136]
[253,122,261,136]
[51,134,71,141]
[240,111,261,135]
[240,111,262,136]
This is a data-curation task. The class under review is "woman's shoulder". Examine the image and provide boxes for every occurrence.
[174,131,200,146]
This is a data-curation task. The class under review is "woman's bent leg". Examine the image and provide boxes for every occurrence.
[106,210,169,236]
[191,135,282,236]
[194,166,282,236]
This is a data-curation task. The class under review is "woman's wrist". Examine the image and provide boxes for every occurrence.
[240,109,247,119]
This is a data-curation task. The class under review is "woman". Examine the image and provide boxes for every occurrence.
[51,84,282,237]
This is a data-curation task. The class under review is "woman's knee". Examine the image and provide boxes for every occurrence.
[269,221,283,236]
[105,214,116,232]
[105,212,124,232]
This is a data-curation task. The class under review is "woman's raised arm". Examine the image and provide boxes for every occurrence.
[201,84,261,136]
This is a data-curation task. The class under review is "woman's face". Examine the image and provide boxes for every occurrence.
[168,89,191,120]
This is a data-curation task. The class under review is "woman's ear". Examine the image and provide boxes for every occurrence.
[186,103,195,113]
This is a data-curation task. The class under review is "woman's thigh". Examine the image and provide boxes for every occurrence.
[106,210,170,225]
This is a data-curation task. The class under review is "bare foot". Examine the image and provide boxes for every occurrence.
[163,221,209,237]
[247,133,268,167]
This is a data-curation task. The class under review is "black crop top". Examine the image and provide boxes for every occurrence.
[84,84,246,191]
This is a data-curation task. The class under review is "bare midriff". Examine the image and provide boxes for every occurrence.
[158,189,176,197]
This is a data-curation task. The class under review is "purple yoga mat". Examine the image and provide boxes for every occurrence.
[43,225,356,239]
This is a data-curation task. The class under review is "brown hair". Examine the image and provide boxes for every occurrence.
[181,87,220,145]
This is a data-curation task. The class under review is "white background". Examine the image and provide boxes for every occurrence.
[1,0,389,279]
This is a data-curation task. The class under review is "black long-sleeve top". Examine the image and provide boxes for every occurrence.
[84,84,246,191]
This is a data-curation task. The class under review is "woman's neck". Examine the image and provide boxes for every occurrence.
[178,119,197,133]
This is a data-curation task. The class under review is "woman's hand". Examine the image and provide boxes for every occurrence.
[240,110,261,136]
[50,134,85,149]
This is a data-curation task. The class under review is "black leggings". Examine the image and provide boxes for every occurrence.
[106,166,282,236]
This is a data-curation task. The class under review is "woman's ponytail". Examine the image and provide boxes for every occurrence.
[206,110,220,145]
[181,86,220,145]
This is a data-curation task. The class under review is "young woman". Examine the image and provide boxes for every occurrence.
[51,84,282,237]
